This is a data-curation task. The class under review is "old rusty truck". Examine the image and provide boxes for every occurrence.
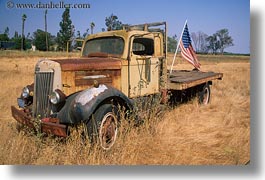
[11,22,223,150]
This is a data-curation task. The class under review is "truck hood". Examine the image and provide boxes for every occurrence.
[52,57,122,71]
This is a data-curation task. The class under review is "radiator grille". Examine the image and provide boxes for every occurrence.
[34,72,54,118]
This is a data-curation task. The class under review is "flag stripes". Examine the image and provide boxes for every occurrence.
[180,24,201,69]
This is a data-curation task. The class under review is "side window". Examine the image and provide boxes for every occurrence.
[132,38,154,56]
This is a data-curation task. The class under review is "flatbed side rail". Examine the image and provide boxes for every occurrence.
[168,70,223,90]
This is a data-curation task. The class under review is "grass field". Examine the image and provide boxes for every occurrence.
[0,51,250,165]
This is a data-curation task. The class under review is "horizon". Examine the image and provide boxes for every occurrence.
[0,0,250,54]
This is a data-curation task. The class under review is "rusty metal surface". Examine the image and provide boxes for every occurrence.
[11,106,67,137]
[61,66,122,96]
[53,57,122,71]
[75,70,121,87]
[160,89,168,104]
[11,106,35,129]
[41,120,67,137]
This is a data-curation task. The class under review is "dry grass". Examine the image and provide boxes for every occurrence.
[0,52,250,165]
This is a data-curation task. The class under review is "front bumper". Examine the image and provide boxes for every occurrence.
[11,106,67,137]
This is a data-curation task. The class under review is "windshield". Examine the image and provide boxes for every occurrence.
[82,37,124,57]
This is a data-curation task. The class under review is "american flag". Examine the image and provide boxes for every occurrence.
[180,24,201,69]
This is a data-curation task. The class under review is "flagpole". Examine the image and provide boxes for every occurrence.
[169,19,188,75]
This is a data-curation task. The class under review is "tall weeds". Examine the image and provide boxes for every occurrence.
[0,55,250,165]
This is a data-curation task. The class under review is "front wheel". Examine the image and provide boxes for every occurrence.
[198,83,211,105]
[87,104,119,150]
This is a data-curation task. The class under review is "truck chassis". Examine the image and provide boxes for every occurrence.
[11,22,223,150]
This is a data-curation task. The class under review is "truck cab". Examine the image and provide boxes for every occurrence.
[75,22,167,98]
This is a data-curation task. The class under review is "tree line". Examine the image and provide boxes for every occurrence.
[0,8,234,54]
[168,29,234,55]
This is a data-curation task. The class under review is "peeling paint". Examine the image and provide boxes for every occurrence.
[75,84,108,106]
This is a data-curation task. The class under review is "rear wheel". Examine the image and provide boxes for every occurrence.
[87,104,119,150]
[198,83,211,105]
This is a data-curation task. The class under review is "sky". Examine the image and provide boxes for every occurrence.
[0,0,250,54]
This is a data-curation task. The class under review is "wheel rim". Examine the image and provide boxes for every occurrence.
[99,112,118,150]
[202,87,209,104]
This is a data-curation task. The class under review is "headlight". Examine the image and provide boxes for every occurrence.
[49,89,66,105]
[22,87,30,98]
[21,84,34,99]
[49,91,60,104]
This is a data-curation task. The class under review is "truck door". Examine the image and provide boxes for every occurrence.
[128,36,160,98]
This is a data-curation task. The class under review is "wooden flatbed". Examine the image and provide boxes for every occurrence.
[168,70,223,90]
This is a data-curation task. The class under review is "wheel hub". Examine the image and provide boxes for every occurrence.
[99,112,118,150]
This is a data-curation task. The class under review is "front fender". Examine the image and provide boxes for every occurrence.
[57,85,132,124]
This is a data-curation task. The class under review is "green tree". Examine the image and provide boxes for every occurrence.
[11,35,31,50]
[4,27,9,37]
[74,30,83,49]
[167,35,178,53]
[206,29,233,54]
[10,32,20,49]
[14,31,19,39]
[90,22,95,34]
[21,14,27,50]
[105,14,122,31]
[76,30,81,38]
[57,8,74,51]
[33,29,51,51]
[206,34,219,54]
[49,35,57,51]
[12,36,22,50]
[0,34,9,41]
[82,28,89,38]
[216,29,234,54]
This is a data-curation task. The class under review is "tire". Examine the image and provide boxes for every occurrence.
[198,83,211,105]
[87,104,119,150]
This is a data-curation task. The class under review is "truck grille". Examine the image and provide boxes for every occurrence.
[34,72,54,118]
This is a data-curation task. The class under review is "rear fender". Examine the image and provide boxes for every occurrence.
[57,85,132,124]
